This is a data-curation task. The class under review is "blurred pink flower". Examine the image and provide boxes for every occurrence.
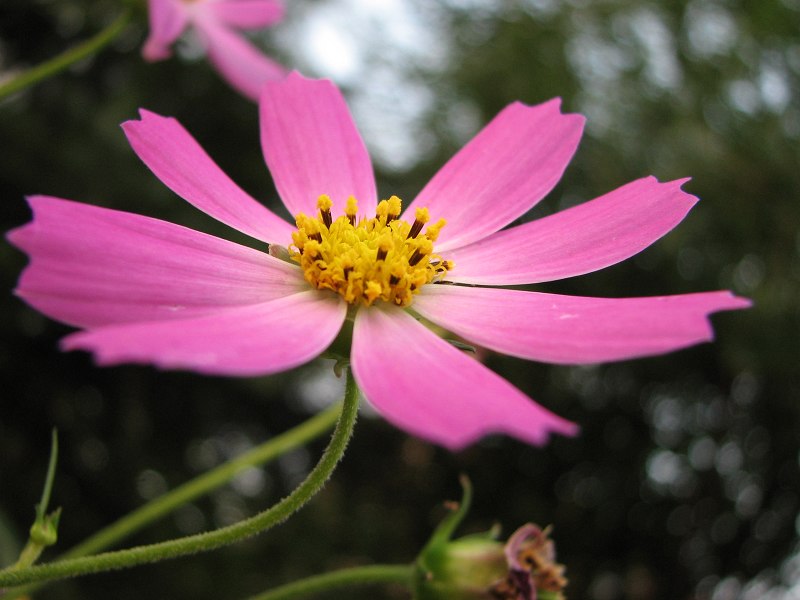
[8,73,749,450]
[142,0,285,100]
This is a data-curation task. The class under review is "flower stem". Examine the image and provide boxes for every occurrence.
[0,8,133,102]
[247,564,415,600]
[66,402,342,559]
[7,431,61,572]
[0,370,359,588]
[4,401,342,599]
[35,429,60,524]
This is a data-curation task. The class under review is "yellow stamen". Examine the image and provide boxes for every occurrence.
[345,195,358,226]
[317,194,333,229]
[386,195,402,223]
[424,218,446,242]
[407,207,430,239]
[290,195,452,307]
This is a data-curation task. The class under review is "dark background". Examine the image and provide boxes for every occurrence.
[1,1,798,598]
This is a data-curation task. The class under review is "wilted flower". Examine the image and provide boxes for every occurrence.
[142,0,285,100]
[7,72,749,449]
[414,480,566,599]
[489,525,567,600]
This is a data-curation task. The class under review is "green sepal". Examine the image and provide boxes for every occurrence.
[29,508,61,548]
[421,475,473,557]
[30,428,61,547]
[413,477,507,599]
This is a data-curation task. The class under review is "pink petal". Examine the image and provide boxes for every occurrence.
[260,72,377,219]
[123,109,294,245]
[62,290,346,377]
[207,0,284,29]
[142,0,187,61]
[413,285,751,365]
[350,306,578,449]
[405,99,585,252]
[446,177,697,285]
[194,18,286,101]
[7,196,305,329]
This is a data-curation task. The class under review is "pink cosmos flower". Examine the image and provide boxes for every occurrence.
[142,0,285,101]
[7,72,749,450]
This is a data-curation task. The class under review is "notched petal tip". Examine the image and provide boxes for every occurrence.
[61,331,131,370]
[260,70,334,102]
[59,332,87,353]
[513,96,587,131]
[662,175,699,205]
[553,419,581,439]
[460,415,580,452]
[6,222,29,251]
[284,69,308,81]
[443,420,580,452]
[59,333,167,371]
[671,175,693,187]
[267,70,308,88]
[122,108,171,132]
[710,290,753,312]
[471,413,579,451]
[7,195,56,251]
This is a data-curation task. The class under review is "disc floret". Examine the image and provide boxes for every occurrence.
[290,195,452,307]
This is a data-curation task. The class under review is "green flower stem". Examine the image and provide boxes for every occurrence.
[36,429,60,524]
[0,370,359,589]
[8,430,61,572]
[0,8,133,102]
[65,402,342,560]
[247,564,415,600]
[4,405,340,600]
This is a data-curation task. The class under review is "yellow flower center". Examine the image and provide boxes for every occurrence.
[290,195,452,307]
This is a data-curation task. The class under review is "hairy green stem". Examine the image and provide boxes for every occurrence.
[247,564,415,600]
[0,370,359,588]
[66,402,341,560]
[3,403,341,600]
[0,8,133,102]
[8,430,61,573]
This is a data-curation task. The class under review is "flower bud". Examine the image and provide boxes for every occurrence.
[415,534,507,600]
[414,479,567,600]
[29,508,61,547]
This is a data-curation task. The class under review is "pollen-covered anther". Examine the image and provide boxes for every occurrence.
[425,218,446,242]
[386,196,402,224]
[318,194,333,228]
[345,195,358,226]
[289,195,452,307]
[407,207,430,239]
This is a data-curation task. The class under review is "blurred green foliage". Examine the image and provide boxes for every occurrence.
[1,1,798,598]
